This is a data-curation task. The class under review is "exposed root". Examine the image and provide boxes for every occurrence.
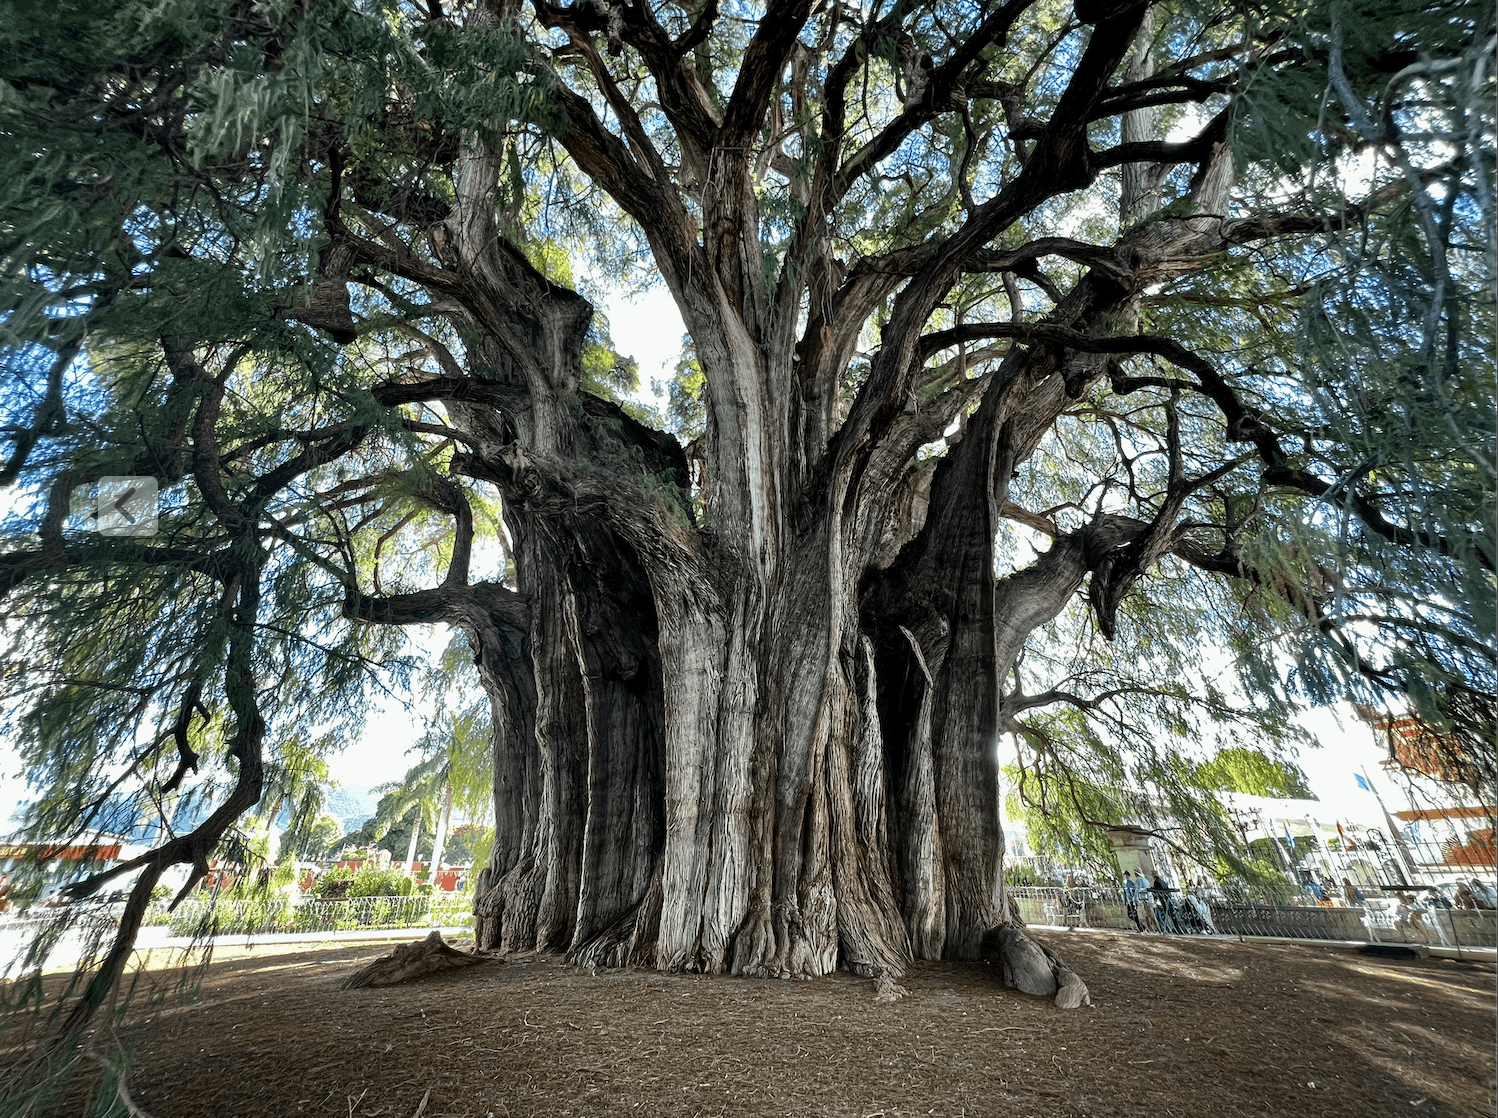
[981,923,1092,1009]
[340,930,489,990]
[873,974,909,1002]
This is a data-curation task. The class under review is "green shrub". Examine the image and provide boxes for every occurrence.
[1004,865,1043,887]
[429,895,474,928]
[291,904,328,932]
[167,902,217,938]
[314,866,355,899]
[346,866,415,898]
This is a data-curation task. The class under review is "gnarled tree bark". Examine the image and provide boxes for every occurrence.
[325,0,1391,986]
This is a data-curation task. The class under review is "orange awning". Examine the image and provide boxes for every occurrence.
[0,843,122,860]
[1393,805,1495,822]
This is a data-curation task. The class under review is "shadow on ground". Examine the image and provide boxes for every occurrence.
[4,930,1492,1118]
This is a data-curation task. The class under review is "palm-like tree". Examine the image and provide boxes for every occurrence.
[360,637,493,880]
[366,753,448,876]
[255,735,336,864]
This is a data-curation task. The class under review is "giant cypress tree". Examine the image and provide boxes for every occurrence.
[0,0,1492,1029]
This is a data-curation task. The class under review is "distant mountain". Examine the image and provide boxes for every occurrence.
[2,782,380,847]
[328,784,377,833]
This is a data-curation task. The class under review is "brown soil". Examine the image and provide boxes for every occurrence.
[6,931,1494,1118]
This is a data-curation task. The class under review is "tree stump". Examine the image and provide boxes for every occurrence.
[340,930,489,990]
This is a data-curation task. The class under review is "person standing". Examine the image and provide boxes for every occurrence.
[1149,874,1180,933]
[1341,877,1365,906]
[1123,871,1145,932]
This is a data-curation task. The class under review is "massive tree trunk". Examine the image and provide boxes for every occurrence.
[335,1,1288,983]
[376,226,1233,981]
[12,0,1480,1051]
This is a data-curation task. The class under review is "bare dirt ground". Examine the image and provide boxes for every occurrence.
[5,930,1493,1118]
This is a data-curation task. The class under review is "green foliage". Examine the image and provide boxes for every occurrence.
[1004,753,1129,879]
[0,0,1489,1044]
[1003,864,1045,888]
[1219,853,1300,904]
[1002,680,1314,887]
[1220,0,1496,771]
[993,0,1495,859]
[443,823,492,867]
[1195,748,1314,799]
[660,340,707,443]
[351,786,423,855]
[164,883,461,937]
[269,860,297,891]
[344,864,415,898]
[298,812,346,860]
[0,0,558,893]
[580,337,641,405]
[313,865,355,899]
[420,633,497,821]
[342,632,498,866]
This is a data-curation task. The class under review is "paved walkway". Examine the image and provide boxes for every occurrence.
[1025,916,1497,962]
[0,917,471,976]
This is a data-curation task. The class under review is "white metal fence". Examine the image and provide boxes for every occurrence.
[1008,885,1497,947]
[159,893,475,936]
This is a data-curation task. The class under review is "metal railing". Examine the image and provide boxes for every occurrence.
[158,893,474,936]
[0,894,475,976]
[1007,885,1497,946]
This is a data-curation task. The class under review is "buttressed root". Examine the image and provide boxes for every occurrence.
[340,930,490,990]
[982,924,1093,1010]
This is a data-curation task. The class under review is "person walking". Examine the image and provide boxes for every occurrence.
[1393,892,1432,944]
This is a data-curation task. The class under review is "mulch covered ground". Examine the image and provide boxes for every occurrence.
[5,929,1493,1118]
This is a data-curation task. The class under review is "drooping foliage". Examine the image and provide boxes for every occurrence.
[0,0,1491,1055]
[1222,0,1496,781]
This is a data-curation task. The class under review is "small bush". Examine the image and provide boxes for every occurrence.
[346,867,415,898]
[314,867,355,899]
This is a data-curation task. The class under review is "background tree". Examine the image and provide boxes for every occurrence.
[1195,748,1314,800]
[297,811,347,861]
[357,755,448,875]
[339,638,493,869]
[443,823,494,869]
[257,735,339,863]
[0,0,1491,1042]
[416,634,501,878]
[1003,737,1314,881]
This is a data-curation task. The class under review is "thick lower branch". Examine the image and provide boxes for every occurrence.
[343,580,529,633]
